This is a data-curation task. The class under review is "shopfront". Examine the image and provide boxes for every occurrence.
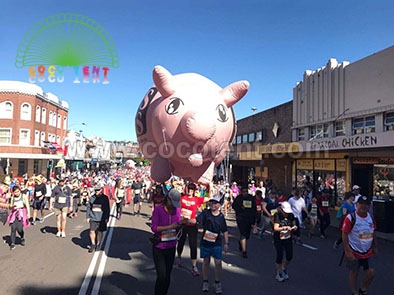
[295,156,349,206]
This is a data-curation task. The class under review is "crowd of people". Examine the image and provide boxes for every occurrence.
[0,169,378,295]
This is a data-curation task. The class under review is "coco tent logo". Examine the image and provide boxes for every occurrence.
[15,13,119,84]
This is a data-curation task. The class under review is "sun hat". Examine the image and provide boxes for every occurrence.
[281,201,293,214]
[210,195,222,203]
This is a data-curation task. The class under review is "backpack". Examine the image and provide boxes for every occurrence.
[345,211,375,231]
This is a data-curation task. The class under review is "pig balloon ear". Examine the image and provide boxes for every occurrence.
[220,80,250,107]
[153,65,175,98]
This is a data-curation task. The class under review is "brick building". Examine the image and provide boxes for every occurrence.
[0,81,69,178]
[231,101,294,195]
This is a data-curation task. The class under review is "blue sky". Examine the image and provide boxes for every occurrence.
[1,0,393,141]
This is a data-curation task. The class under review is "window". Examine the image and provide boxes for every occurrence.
[0,129,11,144]
[56,135,61,144]
[57,114,61,128]
[310,124,328,140]
[0,101,13,119]
[49,111,54,126]
[20,103,31,121]
[248,132,255,143]
[63,116,68,130]
[297,128,305,141]
[19,129,30,145]
[35,106,41,122]
[42,108,46,124]
[242,134,248,143]
[40,132,45,146]
[353,116,375,134]
[235,135,242,144]
[34,130,40,146]
[384,112,394,131]
[256,131,263,142]
[335,121,346,137]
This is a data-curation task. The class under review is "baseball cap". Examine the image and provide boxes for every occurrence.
[167,188,181,208]
[357,195,371,205]
[352,185,361,190]
[35,175,43,183]
[268,190,277,194]
[94,184,102,191]
[210,195,222,203]
[281,201,293,213]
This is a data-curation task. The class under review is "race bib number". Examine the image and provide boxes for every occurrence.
[58,197,66,204]
[181,208,193,219]
[359,231,373,241]
[14,200,24,209]
[36,191,42,197]
[322,201,329,207]
[270,209,278,215]
[256,205,261,211]
[243,200,252,208]
[92,205,102,212]
[134,189,141,194]
[311,208,317,214]
[280,230,291,240]
[203,230,218,243]
[161,229,177,241]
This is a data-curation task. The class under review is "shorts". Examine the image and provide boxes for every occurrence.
[32,198,46,210]
[346,257,372,271]
[89,219,107,232]
[200,245,222,260]
[236,217,253,240]
[53,207,68,216]
[133,195,141,204]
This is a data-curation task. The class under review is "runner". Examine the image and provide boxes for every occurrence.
[176,182,211,275]
[114,181,126,220]
[232,186,257,258]
[272,201,297,282]
[342,196,378,295]
[31,175,46,225]
[50,178,73,238]
[132,178,143,216]
[151,188,187,295]
[198,195,229,294]
[7,185,30,250]
[86,185,110,252]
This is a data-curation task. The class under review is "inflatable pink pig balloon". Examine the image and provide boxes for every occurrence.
[135,66,249,184]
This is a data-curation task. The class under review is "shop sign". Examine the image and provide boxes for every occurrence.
[314,159,335,171]
[337,159,347,171]
[303,131,393,152]
[353,157,394,165]
[296,159,313,170]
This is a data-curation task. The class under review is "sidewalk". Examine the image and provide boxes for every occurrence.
[329,208,394,244]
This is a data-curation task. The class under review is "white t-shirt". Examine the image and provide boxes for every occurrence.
[288,196,306,218]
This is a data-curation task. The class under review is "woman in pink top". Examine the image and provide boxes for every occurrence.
[151,188,187,295]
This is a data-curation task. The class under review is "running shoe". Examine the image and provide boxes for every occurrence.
[202,281,209,292]
[358,288,368,295]
[10,244,15,250]
[31,221,36,226]
[21,238,25,246]
[39,218,44,223]
[242,251,248,258]
[175,257,182,267]
[95,244,101,251]
[61,232,66,238]
[214,282,222,294]
[275,272,284,282]
[88,245,95,253]
[56,231,61,237]
[282,269,289,280]
[191,266,200,276]
[320,234,327,239]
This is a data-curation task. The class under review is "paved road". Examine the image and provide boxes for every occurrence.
[0,202,391,295]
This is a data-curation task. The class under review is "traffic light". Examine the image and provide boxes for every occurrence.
[47,160,53,168]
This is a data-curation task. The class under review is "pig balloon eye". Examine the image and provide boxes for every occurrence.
[216,104,228,122]
[165,98,184,115]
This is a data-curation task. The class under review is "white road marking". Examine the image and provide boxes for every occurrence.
[78,203,117,295]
